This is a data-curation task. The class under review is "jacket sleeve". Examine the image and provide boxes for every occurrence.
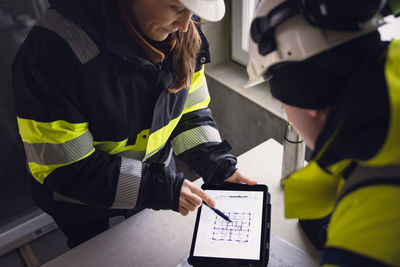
[12,26,182,211]
[170,65,237,185]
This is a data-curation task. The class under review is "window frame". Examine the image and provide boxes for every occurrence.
[231,0,258,66]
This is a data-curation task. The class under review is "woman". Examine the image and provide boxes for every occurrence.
[12,0,256,248]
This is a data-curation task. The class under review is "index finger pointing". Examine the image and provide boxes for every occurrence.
[191,185,215,208]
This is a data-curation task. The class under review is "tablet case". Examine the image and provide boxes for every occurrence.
[188,183,271,267]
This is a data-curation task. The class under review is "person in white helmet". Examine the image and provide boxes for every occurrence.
[12,0,256,248]
[248,0,400,265]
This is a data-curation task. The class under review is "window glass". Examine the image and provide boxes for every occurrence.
[231,0,258,66]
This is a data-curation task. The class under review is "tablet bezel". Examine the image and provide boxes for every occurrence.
[188,183,271,266]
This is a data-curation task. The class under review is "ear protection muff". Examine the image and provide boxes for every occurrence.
[250,1,298,56]
[251,0,387,56]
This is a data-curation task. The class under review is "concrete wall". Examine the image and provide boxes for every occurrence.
[207,76,286,156]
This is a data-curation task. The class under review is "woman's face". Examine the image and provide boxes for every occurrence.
[129,0,193,41]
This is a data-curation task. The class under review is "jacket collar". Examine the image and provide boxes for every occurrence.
[312,39,390,168]
[48,0,162,65]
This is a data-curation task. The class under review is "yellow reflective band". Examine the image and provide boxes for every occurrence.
[143,67,208,160]
[183,97,211,115]
[283,161,341,219]
[93,129,150,155]
[93,139,129,154]
[16,118,96,183]
[24,130,94,165]
[144,116,182,160]
[189,65,205,93]
[183,66,210,114]
[17,117,89,143]
[327,185,400,266]
[367,40,400,166]
[184,82,210,110]
[28,148,95,184]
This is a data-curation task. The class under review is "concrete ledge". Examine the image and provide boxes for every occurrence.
[206,62,286,121]
[202,63,287,157]
[0,210,57,257]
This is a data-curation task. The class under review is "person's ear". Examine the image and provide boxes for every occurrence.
[305,109,319,118]
[306,108,330,121]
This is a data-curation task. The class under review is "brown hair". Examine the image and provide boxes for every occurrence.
[169,20,201,92]
[116,0,201,92]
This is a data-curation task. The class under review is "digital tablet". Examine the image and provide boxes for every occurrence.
[188,183,271,267]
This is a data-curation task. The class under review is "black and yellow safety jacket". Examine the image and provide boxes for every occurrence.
[282,39,400,266]
[12,1,237,212]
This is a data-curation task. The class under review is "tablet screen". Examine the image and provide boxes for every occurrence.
[193,189,264,260]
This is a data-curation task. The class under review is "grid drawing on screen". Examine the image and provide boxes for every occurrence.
[192,190,264,260]
[212,212,251,243]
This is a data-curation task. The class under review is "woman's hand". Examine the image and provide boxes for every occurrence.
[225,170,257,185]
[179,179,215,216]
[177,171,256,216]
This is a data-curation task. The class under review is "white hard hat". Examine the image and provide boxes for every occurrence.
[179,0,225,22]
[246,0,386,88]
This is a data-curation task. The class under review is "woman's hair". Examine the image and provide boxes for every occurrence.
[116,0,201,92]
[170,20,201,92]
